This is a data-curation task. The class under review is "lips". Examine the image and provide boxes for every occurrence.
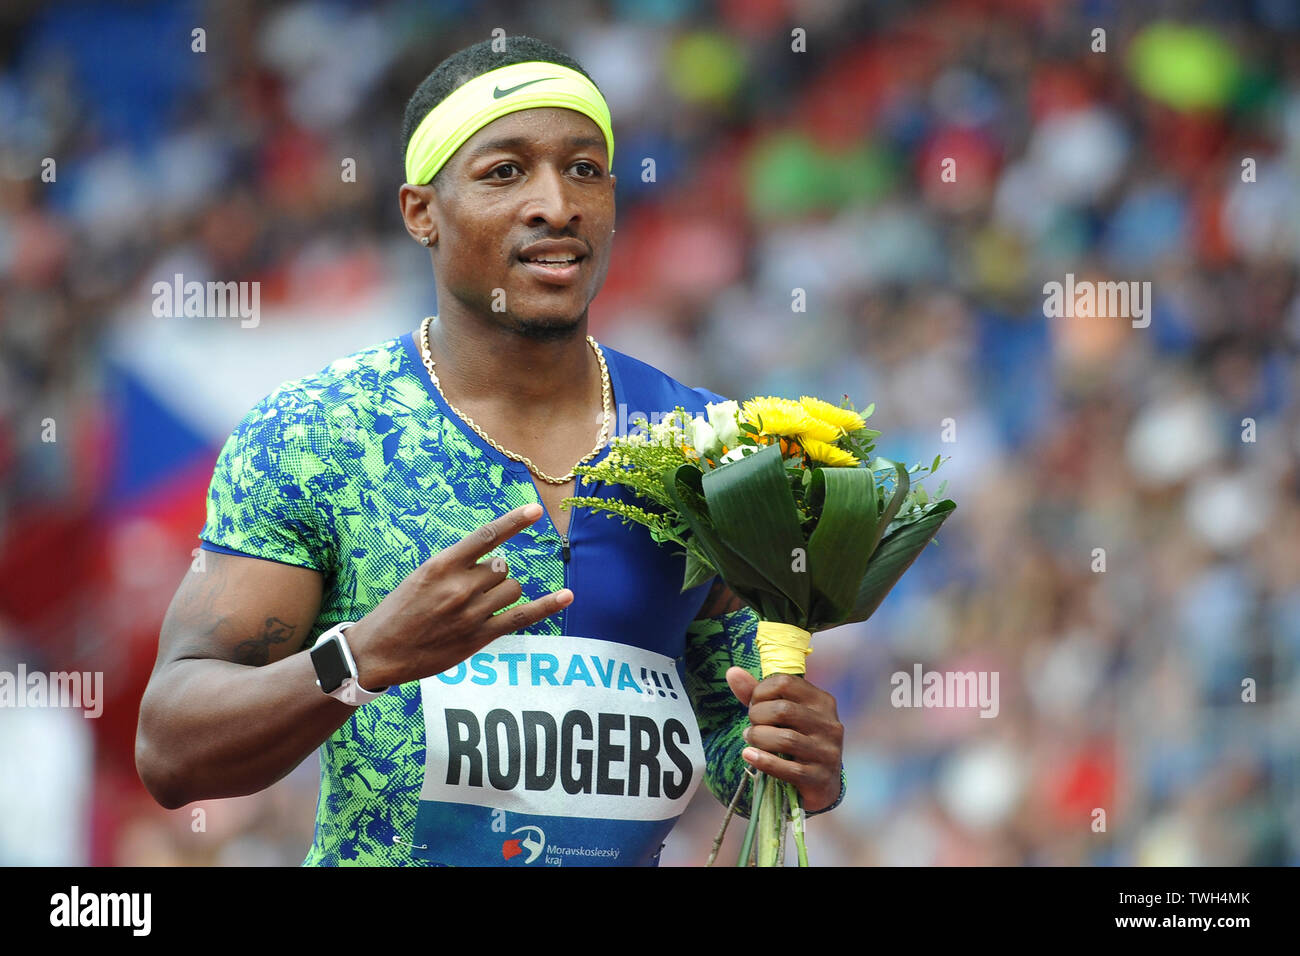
[523,254,581,265]
[518,238,588,262]
[517,256,585,283]
[516,238,589,284]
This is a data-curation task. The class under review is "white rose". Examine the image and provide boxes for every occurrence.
[687,415,721,457]
[706,400,742,448]
[718,444,752,464]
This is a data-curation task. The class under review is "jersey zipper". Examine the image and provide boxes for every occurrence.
[559,531,570,634]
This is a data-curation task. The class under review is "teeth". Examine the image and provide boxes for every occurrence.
[530,257,576,265]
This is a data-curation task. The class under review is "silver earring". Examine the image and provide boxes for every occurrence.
[420,236,431,246]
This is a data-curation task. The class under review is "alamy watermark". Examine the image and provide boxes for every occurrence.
[617,404,705,439]
[50,886,150,936]
[152,273,260,328]
[1043,273,1151,328]
[890,664,999,718]
[0,664,103,718]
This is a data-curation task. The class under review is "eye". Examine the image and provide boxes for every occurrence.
[487,163,519,179]
[573,161,601,177]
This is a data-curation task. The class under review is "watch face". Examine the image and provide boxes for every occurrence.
[311,637,351,694]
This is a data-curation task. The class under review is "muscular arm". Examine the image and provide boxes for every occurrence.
[137,503,564,812]
[135,551,364,809]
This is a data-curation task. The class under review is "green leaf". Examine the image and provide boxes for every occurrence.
[804,465,879,627]
[682,549,716,592]
[931,453,942,474]
[662,463,786,620]
[845,500,955,624]
[866,459,910,556]
[700,442,812,623]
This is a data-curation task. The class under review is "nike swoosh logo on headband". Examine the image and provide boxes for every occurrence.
[493,77,558,98]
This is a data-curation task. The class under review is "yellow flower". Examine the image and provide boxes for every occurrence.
[800,437,860,467]
[742,397,839,443]
[741,397,804,436]
[799,396,866,436]
[795,419,841,443]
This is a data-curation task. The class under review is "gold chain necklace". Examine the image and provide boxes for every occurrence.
[418,315,612,485]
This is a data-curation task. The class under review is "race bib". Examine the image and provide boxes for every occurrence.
[412,633,705,866]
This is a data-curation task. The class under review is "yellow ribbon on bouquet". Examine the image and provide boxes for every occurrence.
[755,621,812,677]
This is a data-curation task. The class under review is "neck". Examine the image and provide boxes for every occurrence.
[418,305,597,410]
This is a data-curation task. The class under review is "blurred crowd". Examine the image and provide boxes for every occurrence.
[1,0,1298,865]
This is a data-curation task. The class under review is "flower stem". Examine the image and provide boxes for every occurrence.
[756,772,781,866]
[707,770,751,867]
[737,770,765,866]
[776,779,788,866]
[759,780,774,868]
[785,781,809,867]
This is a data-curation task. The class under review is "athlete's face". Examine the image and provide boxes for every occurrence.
[409,107,616,336]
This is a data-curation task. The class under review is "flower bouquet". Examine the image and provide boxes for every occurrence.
[561,395,955,865]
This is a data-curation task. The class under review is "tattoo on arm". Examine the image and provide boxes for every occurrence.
[232,617,298,666]
[694,577,747,620]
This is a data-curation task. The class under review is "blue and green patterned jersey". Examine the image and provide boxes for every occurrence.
[198,327,763,866]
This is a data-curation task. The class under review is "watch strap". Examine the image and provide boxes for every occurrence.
[312,622,390,706]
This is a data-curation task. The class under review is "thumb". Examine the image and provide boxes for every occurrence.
[726,666,758,707]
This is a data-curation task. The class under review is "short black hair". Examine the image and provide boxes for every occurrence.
[401,35,599,187]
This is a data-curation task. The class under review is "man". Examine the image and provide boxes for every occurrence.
[136,36,844,866]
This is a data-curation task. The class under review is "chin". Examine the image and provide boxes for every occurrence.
[506,306,586,341]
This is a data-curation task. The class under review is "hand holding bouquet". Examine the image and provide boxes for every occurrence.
[562,394,955,865]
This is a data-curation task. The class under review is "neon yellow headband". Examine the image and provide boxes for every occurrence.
[404,60,614,186]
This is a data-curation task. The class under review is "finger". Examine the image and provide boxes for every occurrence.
[474,575,524,614]
[739,746,836,797]
[472,555,512,592]
[739,746,820,786]
[749,673,836,711]
[742,724,835,765]
[725,666,757,707]
[740,747,839,813]
[747,697,837,736]
[441,503,545,568]
[479,588,574,641]
[444,559,508,602]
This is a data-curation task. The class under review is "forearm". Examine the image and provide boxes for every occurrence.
[136,650,358,809]
[684,596,848,818]
[684,606,762,817]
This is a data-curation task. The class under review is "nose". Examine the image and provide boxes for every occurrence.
[522,162,581,231]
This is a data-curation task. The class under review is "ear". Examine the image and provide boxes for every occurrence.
[399,183,438,247]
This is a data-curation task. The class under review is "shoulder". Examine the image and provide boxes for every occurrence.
[268,336,412,413]
[235,336,413,435]
[598,342,733,418]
